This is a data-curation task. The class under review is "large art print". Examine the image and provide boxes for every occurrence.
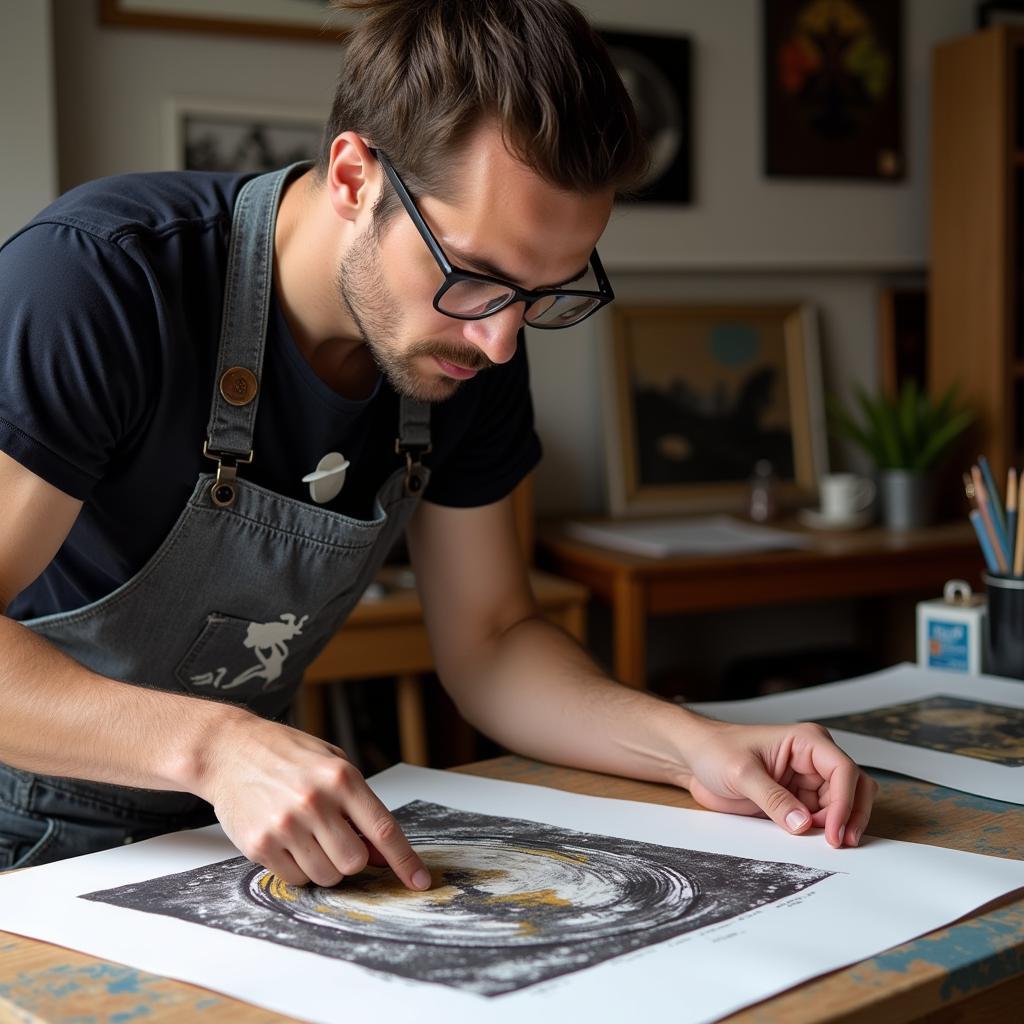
[84,800,829,996]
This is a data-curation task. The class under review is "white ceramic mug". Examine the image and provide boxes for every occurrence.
[819,473,876,520]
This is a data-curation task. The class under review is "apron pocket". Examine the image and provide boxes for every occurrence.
[176,610,314,703]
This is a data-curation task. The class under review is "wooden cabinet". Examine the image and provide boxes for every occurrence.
[930,26,1024,483]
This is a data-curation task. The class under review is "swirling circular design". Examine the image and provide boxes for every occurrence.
[246,834,694,948]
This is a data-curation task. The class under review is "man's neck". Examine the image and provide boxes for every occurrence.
[273,171,379,401]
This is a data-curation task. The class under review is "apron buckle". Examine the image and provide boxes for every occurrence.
[203,440,254,508]
[395,439,431,496]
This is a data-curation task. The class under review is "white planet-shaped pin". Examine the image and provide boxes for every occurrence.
[302,451,349,504]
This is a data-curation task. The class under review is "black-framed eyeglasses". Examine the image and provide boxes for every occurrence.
[371,148,614,330]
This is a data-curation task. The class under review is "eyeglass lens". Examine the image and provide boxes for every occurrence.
[438,280,603,327]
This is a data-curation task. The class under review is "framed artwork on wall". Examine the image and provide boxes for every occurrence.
[977,1,1024,28]
[165,98,325,172]
[597,29,692,204]
[602,304,827,517]
[878,284,928,400]
[763,0,903,180]
[99,0,350,42]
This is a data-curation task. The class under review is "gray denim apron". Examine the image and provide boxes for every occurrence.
[0,164,431,870]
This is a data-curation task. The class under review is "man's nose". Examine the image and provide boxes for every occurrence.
[460,303,524,365]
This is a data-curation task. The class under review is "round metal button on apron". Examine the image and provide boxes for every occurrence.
[219,366,259,406]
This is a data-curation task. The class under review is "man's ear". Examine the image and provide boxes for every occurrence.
[324,132,381,225]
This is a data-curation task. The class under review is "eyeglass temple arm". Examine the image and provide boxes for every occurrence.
[368,147,454,276]
[590,249,614,301]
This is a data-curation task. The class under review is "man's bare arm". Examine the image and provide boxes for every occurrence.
[0,450,429,887]
[407,494,876,848]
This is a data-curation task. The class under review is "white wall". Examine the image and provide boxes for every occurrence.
[49,0,976,512]
[0,2,58,242]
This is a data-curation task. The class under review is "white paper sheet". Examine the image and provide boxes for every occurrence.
[689,663,1024,804]
[563,515,810,557]
[0,764,1021,1024]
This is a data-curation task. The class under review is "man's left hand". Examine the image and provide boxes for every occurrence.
[678,719,878,848]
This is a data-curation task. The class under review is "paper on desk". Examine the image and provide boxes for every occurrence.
[564,515,809,557]
[0,765,1022,1024]
[690,663,1024,804]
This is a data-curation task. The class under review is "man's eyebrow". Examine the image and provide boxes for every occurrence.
[447,245,589,290]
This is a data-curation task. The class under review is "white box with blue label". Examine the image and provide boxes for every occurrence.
[916,579,987,674]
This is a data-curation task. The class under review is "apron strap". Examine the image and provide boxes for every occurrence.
[203,161,308,506]
[396,395,431,495]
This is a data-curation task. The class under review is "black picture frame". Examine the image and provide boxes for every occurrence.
[763,0,904,180]
[977,1,1024,28]
[598,28,692,204]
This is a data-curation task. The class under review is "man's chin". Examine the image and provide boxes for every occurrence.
[391,370,464,404]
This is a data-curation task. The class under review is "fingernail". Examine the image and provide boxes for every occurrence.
[838,824,846,845]
[785,810,808,831]
[848,826,860,846]
[412,868,431,890]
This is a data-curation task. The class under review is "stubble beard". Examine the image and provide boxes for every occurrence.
[336,229,492,404]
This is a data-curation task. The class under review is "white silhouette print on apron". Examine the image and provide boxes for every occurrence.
[190,612,310,692]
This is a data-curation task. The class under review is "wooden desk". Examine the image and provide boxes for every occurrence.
[0,758,1020,1023]
[299,568,589,765]
[539,520,982,688]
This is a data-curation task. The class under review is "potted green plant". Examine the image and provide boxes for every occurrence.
[827,380,974,530]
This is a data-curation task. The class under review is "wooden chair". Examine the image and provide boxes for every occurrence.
[298,474,589,764]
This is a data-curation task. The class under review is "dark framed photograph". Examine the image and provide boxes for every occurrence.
[166,98,325,173]
[100,0,351,41]
[763,0,903,180]
[598,29,692,204]
[602,304,827,517]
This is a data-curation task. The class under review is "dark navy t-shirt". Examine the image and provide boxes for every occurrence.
[0,171,541,620]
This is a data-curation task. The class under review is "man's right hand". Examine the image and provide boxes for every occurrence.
[197,713,431,890]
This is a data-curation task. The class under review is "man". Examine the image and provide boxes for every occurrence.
[0,0,876,889]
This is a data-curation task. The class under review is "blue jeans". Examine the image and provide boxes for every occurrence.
[0,764,215,870]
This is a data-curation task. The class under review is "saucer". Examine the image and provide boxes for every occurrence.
[797,507,874,531]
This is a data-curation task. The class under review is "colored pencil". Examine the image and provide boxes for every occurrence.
[972,465,1009,574]
[970,509,1001,574]
[979,455,1007,535]
[1008,467,1019,574]
[1016,471,1024,577]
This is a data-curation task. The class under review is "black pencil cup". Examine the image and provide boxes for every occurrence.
[983,573,1024,680]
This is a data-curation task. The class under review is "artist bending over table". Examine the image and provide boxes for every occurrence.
[0,0,876,888]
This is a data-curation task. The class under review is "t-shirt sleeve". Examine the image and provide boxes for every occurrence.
[422,332,543,508]
[0,223,155,499]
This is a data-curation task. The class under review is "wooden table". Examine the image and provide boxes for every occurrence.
[538,520,982,688]
[0,757,1020,1023]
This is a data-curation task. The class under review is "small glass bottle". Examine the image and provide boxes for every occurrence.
[749,459,778,522]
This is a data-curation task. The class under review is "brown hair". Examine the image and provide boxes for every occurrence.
[318,0,648,220]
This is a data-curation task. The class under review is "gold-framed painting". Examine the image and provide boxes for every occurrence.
[99,0,351,42]
[602,304,828,517]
